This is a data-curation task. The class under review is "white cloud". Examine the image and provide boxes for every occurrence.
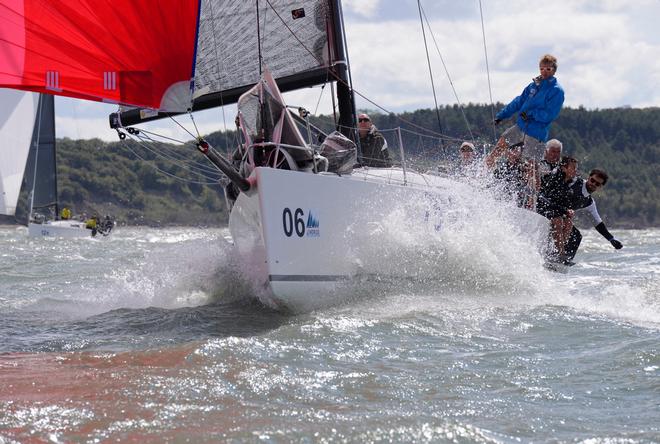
[343,0,382,18]
[341,1,660,112]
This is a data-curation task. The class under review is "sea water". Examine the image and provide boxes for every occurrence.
[0,220,658,442]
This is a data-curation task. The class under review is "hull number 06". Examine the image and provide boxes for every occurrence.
[282,208,305,237]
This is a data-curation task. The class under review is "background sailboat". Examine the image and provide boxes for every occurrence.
[28,95,115,238]
[0,89,113,237]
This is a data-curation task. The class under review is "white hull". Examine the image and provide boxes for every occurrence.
[28,220,94,238]
[229,167,550,312]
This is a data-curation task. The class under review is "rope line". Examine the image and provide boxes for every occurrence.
[479,0,498,143]
[419,3,474,143]
[417,0,445,150]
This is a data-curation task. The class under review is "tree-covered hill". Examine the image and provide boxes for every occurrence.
[1,105,658,227]
[359,105,660,228]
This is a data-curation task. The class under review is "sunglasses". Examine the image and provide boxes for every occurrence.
[358,118,370,123]
[588,177,605,187]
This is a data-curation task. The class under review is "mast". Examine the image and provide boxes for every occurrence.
[27,95,43,223]
[331,0,356,141]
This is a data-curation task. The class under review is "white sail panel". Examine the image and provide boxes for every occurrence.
[194,0,333,99]
[0,89,39,216]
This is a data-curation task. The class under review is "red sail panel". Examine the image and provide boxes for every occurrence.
[0,0,200,111]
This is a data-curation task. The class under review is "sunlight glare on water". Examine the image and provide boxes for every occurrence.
[0,223,658,442]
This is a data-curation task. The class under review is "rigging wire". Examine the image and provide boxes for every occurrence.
[419,3,475,143]
[129,131,223,176]
[205,0,231,152]
[478,0,498,143]
[167,114,199,140]
[417,0,445,151]
[263,0,448,140]
[121,134,224,184]
[313,83,327,116]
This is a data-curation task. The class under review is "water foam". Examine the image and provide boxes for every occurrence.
[341,174,557,305]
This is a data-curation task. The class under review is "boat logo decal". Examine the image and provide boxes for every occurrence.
[306,211,320,237]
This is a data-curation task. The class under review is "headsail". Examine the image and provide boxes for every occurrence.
[0,88,39,215]
[0,0,200,111]
[1,1,340,114]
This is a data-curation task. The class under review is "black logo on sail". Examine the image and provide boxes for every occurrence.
[291,8,305,19]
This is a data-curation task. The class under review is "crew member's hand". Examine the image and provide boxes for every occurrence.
[494,118,502,126]
[520,111,528,121]
[610,238,623,249]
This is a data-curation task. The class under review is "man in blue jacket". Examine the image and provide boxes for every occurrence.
[493,54,565,161]
[488,54,565,208]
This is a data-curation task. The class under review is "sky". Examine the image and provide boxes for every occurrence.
[53,0,660,142]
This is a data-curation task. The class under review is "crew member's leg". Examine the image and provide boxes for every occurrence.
[561,213,574,255]
[563,226,582,262]
[549,216,566,259]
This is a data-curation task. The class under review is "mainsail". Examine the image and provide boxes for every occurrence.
[24,94,58,218]
[0,88,38,215]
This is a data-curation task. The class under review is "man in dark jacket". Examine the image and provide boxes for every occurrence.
[538,161,623,264]
[485,142,529,208]
[537,156,578,261]
[357,113,392,167]
[562,169,623,262]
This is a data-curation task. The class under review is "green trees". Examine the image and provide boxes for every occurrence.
[1,106,656,228]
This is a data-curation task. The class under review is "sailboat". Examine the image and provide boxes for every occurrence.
[0,89,113,238]
[0,0,548,310]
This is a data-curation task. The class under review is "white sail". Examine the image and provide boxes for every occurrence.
[0,89,39,216]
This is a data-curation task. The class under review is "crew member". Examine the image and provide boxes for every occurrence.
[537,156,578,261]
[539,139,563,177]
[357,113,392,167]
[562,169,623,263]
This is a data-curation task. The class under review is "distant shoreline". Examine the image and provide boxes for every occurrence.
[0,221,655,230]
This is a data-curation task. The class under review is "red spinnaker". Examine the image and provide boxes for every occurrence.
[0,0,200,110]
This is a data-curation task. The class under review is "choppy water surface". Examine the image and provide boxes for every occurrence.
[0,224,658,443]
